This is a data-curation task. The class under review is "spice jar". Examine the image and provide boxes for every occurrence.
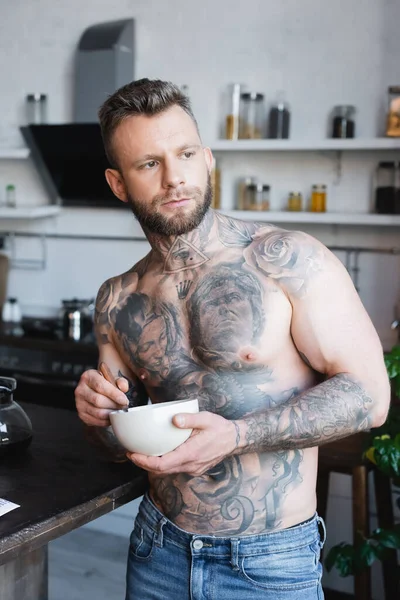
[310,185,327,212]
[331,105,356,139]
[287,192,303,212]
[243,183,270,210]
[386,86,400,137]
[268,93,291,139]
[225,83,242,140]
[237,177,257,210]
[239,93,265,139]
[374,162,400,214]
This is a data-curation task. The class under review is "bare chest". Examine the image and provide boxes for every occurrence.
[112,262,297,418]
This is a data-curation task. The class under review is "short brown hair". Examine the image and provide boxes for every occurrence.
[98,78,199,168]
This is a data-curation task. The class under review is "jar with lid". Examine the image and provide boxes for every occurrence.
[386,86,400,137]
[243,183,270,211]
[237,177,257,209]
[287,192,303,211]
[239,93,265,139]
[310,185,327,212]
[225,83,242,140]
[268,92,291,139]
[331,105,356,139]
[26,93,48,125]
[374,161,400,214]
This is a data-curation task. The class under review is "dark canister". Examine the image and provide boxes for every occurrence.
[374,161,400,214]
[331,105,356,138]
[268,94,291,139]
[0,377,33,458]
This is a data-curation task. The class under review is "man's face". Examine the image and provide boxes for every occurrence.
[197,281,254,351]
[136,316,169,375]
[107,105,213,236]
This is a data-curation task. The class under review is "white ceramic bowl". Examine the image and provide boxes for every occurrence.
[109,398,199,456]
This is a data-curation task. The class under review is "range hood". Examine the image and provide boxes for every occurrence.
[21,19,135,208]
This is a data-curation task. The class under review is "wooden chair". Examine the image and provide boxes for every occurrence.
[316,432,398,600]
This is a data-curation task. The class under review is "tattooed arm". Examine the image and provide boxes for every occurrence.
[75,273,148,430]
[236,230,390,454]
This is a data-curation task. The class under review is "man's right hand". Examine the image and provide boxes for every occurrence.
[75,369,129,427]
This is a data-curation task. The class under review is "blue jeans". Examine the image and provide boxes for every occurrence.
[126,493,326,600]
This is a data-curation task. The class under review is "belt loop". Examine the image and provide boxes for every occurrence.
[230,538,240,571]
[155,517,168,548]
[316,515,327,548]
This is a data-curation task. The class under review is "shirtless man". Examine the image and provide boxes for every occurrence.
[75,78,390,600]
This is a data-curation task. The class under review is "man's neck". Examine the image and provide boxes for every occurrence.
[144,209,219,274]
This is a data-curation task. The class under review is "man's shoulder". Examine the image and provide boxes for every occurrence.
[94,263,144,321]
[216,212,324,250]
[96,252,152,299]
[239,222,329,297]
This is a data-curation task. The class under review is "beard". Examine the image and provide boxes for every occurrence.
[126,174,213,236]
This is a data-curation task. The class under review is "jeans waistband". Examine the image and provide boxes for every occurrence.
[136,493,326,556]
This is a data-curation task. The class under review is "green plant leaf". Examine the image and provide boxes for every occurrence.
[386,362,400,379]
[325,543,356,577]
[354,542,378,571]
[372,528,400,549]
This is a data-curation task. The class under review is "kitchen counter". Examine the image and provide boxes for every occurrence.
[0,402,148,600]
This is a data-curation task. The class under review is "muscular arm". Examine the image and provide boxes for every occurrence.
[94,272,148,408]
[236,230,390,454]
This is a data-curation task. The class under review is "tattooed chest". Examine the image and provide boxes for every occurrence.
[112,262,294,419]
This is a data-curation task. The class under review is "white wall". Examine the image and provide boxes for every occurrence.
[1,1,399,596]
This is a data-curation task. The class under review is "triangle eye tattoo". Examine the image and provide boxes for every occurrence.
[164,238,209,273]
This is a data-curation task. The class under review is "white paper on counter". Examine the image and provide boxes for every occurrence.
[0,498,20,517]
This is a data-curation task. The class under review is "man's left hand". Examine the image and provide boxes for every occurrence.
[126,411,239,475]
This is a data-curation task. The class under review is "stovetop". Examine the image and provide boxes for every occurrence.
[0,317,98,380]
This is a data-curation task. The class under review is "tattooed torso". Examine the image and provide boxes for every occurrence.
[95,211,325,535]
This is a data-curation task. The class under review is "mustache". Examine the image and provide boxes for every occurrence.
[153,187,202,205]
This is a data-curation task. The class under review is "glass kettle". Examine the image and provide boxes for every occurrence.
[0,377,33,458]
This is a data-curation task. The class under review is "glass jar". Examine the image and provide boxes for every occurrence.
[310,185,327,212]
[374,161,400,214]
[0,377,33,458]
[239,93,265,139]
[244,183,270,210]
[386,86,400,137]
[225,83,242,140]
[26,93,48,125]
[268,93,291,139]
[287,192,303,211]
[331,105,356,139]
[237,177,257,209]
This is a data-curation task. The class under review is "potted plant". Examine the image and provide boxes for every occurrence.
[324,345,400,581]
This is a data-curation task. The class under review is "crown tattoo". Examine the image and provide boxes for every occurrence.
[176,280,193,300]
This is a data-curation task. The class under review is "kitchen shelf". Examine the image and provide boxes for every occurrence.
[0,206,60,219]
[220,210,400,226]
[210,138,400,152]
[0,148,30,159]
[1,139,400,159]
